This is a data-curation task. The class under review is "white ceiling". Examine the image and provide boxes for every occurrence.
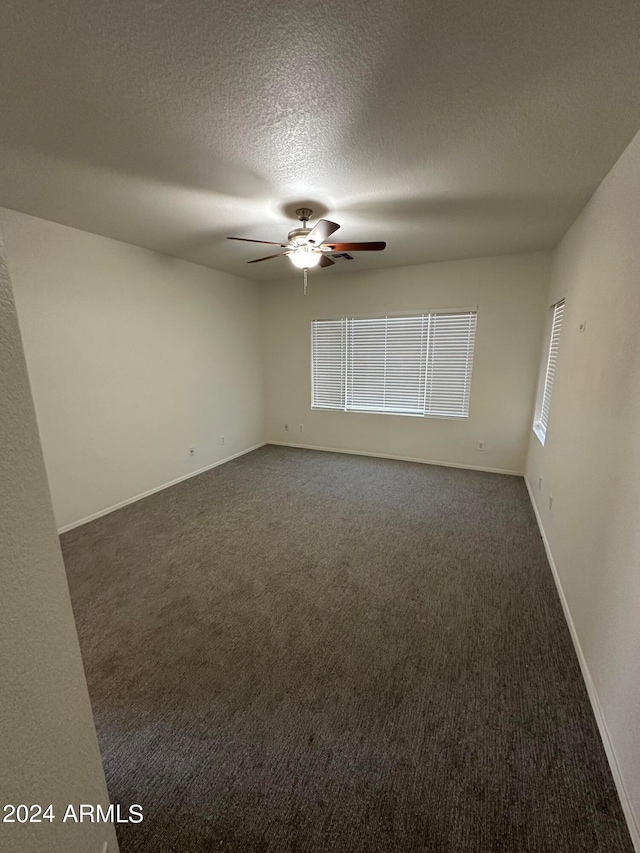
[1,0,640,280]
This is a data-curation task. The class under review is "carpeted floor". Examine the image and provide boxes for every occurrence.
[61,445,633,852]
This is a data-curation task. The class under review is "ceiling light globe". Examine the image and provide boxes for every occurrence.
[289,248,321,269]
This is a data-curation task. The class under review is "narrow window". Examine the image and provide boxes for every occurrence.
[533,299,565,444]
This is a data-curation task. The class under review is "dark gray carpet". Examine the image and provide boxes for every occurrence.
[61,445,632,852]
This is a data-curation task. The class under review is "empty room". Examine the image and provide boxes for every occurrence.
[1,2,640,852]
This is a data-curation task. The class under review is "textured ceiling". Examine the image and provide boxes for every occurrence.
[1,0,640,280]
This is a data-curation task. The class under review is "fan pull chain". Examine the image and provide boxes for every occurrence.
[303,267,308,295]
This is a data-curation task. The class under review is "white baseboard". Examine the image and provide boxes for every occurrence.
[524,477,640,851]
[57,442,267,534]
[268,441,523,476]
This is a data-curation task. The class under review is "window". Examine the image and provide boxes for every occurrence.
[533,299,565,444]
[311,310,477,418]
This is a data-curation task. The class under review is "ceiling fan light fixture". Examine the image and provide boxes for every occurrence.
[289,247,321,269]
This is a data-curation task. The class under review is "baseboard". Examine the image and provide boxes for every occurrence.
[524,477,640,851]
[57,442,267,534]
[268,441,523,476]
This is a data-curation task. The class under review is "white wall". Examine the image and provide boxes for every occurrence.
[526,128,640,847]
[0,228,118,853]
[0,208,264,530]
[262,253,551,473]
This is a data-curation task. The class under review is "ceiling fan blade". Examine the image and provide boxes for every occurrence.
[322,241,386,252]
[227,237,288,247]
[247,251,291,264]
[305,219,340,246]
[318,255,335,268]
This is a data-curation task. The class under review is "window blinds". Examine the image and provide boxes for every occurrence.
[310,319,346,410]
[311,311,477,418]
[535,299,565,440]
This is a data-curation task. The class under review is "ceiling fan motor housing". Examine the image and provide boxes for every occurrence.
[288,226,312,246]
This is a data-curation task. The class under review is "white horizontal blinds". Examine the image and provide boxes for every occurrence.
[384,315,429,414]
[345,315,427,414]
[346,317,386,412]
[311,319,346,409]
[539,299,565,434]
[424,311,477,417]
[312,310,477,418]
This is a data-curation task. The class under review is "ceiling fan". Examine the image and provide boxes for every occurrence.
[227,208,386,292]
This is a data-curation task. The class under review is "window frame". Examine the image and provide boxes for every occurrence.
[310,308,478,421]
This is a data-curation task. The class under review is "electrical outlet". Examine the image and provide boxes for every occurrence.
[549,495,553,510]
[284,423,289,431]
[477,441,484,451]
[220,435,225,445]
[189,447,195,457]
[538,476,542,490]
[299,424,304,432]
